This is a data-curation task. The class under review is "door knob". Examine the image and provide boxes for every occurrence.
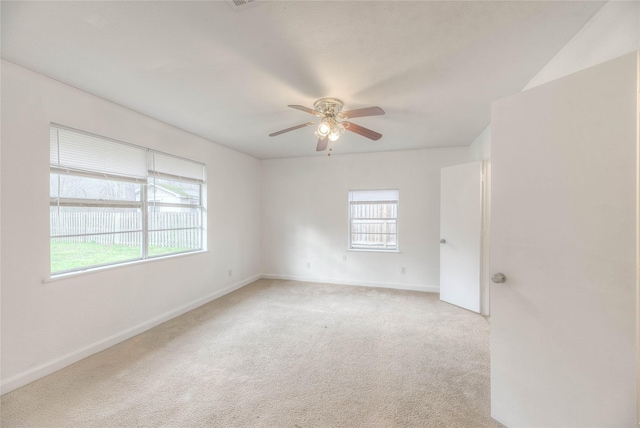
[440,239,446,244]
[491,272,506,283]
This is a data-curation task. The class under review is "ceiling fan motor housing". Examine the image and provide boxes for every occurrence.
[313,98,344,117]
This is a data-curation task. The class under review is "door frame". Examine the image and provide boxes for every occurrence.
[480,160,491,316]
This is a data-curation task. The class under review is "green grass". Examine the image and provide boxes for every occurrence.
[51,241,193,273]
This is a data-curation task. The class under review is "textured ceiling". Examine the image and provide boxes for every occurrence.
[1,1,604,159]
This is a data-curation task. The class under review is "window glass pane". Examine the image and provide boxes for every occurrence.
[351,219,397,249]
[348,189,398,251]
[50,173,59,198]
[350,234,397,249]
[148,230,202,257]
[148,206,201,231]
[50,207,142,237]
[147,178,200,205]
[350,202,397,219]
[51,233,142,273]
[351,219,397,234]
[50,173,141,201]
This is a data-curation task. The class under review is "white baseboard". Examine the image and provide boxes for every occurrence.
[0,274,261,395]
[260,274,439,293]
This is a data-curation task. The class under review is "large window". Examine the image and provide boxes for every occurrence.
[50,124,206,275]
[348,189,399,251]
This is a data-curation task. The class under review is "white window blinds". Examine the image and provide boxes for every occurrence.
[50,125,148,181]
[50,124,205,184]
[349,189,399,203]
[148,151,206,184]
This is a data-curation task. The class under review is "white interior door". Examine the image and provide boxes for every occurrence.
[439,161,482,313]
[490,52,637,427]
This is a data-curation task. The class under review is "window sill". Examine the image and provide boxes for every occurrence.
[347,248,401,253]
[44,250,209,283]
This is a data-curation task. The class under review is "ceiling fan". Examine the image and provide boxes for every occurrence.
[269,98,385,155]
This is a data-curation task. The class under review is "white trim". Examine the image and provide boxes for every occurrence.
[1,274,260,395]
[260,274,439,293]
[480,160,491,316]
[347,249,401,253]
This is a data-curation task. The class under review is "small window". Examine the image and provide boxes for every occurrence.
[348,189,399,251]
[50,124,206,275]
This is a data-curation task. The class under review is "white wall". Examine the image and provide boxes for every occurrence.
[261,148,467,292]
[468,1,640,162]
[468,125,491,162]
[0,61,262,393]
[523,1,640,90]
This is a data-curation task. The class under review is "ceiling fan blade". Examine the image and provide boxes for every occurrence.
[316,136,329,152]
[341,106,385,119]
[288,105,323,117]
[343,121,382,141]
[269,122,315,137]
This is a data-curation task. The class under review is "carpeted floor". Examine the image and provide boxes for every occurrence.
[1,279,502,427]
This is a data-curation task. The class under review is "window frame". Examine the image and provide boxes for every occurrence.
[50,124,206,276]
[348,189,399,252]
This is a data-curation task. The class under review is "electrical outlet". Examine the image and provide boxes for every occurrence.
[306,262,311,269]
[342,255,347,262]
[401,267,406,274]
[228,269,232,277]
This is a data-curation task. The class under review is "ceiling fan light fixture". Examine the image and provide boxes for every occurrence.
[317,121,331,137]
[328,123,345,142]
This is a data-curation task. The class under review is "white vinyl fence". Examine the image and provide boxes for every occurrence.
[350,202,398,249]
[51,211,200,248]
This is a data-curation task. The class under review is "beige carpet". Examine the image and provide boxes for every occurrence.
[1,279,502,427]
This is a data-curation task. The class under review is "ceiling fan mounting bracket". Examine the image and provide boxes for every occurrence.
[313,98,344,117]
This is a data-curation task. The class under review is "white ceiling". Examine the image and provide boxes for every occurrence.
[2,1,605,159]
